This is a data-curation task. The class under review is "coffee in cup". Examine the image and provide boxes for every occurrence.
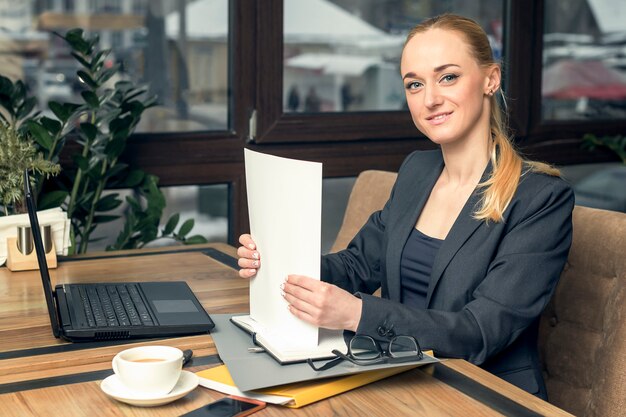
[112,346,183,397]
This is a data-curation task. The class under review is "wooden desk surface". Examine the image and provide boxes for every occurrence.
[0,244,572,416]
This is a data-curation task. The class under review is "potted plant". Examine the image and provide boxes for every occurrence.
[0,29,207,253]
[0,121,60,215]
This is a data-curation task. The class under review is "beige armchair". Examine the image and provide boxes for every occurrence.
[331,170,626,417]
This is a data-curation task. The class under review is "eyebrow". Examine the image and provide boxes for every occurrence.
[402,64,461,81]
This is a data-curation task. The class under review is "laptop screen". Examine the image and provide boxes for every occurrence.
[24,169,62,338]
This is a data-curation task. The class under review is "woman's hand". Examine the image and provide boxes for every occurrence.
[282,274,362,332]
[237,234,260,278]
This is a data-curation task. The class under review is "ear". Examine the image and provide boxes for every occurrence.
[484,65,501,96]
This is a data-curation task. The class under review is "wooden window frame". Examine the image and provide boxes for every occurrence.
[117,0,623,244]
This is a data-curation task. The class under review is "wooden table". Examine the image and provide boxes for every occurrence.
[0,244,573,416]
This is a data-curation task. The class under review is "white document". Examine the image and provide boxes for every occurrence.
[244,148,323,352]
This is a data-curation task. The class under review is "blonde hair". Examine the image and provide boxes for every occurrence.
[405,14,559,222]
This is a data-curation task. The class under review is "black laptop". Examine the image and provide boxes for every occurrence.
[24,170,215,342]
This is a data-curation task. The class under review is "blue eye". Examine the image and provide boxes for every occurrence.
[441,74,458,83]
[405,81,422,90]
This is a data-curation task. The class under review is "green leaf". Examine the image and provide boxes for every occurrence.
[72,154,90,171]
[163,213,180,235]
[115,81,134,93]
[95,194,123,212]
[178,219,195,238]
[38,190,68,210]
[91,50,109,70]
[184,235,208,245]
[105,136,125,159]
[71,51,91,69]
[77,70,98,89]
[17,96,37,119]
[119,169,144,187]
[125,195,142,212]
[97,65,120,85]
[109,115,133,134]
[62,29,89,54]
[81,90,99,108]
[86,33,100,54]
[39,117,62,136]
[0,75,14,96]
[126,101,146,118]
[26,120,53,150]
[79,122,98,141]
[49,102,81,123]
[93,215,120,223]
[104,163,127,180]
[85,161,104,181]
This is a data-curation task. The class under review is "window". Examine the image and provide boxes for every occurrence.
[3,1,624,245]
[283,0,504,114]
[2,0,229,133]
[542,0,626,121]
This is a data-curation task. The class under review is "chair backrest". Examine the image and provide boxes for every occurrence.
[332,170,626,417]
[329,170,397,253]
[538,205,626,417]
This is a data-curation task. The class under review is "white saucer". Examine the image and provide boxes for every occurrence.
[100,370,199,407]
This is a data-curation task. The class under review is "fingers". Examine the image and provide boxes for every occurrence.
[238,268,257,279]
[282,284,319,316]
[287,303,317,325]
[282,276,334,326]
[283,275,362,331]
[286,274,321,291]
[237,234,260,279]
[239,234,256,250]
[283,275,325,305]
[237,251,260,269]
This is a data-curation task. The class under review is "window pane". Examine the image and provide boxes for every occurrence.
[88,184,229,251]
[542,1,626,121]
[1,0,228,133]
[560,163,626,213]
[283,0,504,113]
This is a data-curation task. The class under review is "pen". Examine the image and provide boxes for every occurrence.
[247,347,265,353]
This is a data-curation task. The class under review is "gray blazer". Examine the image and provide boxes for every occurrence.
[321,149,575,398]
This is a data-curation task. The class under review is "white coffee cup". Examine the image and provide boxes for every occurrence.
[111,346,183,397]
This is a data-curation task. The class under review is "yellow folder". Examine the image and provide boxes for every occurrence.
[197,362,424,408]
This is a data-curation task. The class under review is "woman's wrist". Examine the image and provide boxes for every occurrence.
[347,298,363,332]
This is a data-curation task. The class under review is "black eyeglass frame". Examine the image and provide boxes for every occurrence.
[307,334,423,372]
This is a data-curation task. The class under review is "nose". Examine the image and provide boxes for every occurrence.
[423,85,443,108]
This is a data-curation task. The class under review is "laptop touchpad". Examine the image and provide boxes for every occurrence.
[140,282,210,325]
[153,299,198,313]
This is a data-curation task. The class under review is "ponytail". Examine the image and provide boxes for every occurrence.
[474,92,560,222]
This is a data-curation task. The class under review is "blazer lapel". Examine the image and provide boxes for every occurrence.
[386,156,444,302]
[425,163,493,307]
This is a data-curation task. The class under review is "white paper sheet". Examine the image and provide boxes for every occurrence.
[244,149,322,351]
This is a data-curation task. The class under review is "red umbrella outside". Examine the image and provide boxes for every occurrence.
[542,59,626,99]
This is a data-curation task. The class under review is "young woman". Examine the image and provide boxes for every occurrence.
[237,14,574,399]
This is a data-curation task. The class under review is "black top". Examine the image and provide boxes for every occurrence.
[400,228,444,309]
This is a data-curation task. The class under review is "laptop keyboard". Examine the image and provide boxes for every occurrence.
[77,284,154,327]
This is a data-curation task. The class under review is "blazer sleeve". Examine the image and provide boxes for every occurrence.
[320,208,388,295]
[329,176,575,365]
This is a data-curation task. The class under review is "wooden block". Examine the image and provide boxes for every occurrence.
[6,237,57,271]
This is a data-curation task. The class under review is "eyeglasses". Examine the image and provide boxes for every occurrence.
[307,334,423,372]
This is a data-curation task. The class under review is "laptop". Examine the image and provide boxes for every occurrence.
[24,170,215,342]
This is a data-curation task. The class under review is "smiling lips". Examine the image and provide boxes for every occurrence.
[426,112,452,125]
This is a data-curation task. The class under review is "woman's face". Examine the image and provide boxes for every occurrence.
[400,28,498,147]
